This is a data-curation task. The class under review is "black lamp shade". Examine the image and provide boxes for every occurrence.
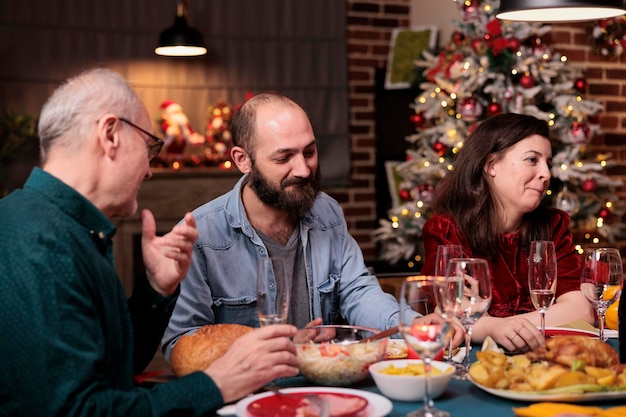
[497,0,626,22]
[155,15,207,56]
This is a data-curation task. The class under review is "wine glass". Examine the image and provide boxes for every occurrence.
[399,275,453,417]
[256,257,290,326]
[440,258,492,379]
[528,240,557,337]
[435,244,463,363]
[581,248,624,341]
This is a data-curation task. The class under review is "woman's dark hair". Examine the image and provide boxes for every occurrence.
[432,113,551,260]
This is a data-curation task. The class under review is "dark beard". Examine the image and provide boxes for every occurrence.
[248,165,321,217]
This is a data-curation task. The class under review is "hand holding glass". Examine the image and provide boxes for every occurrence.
[435,244,462,363]
[440,258,491,379]
[528,240,557,337]
[399,276,452,417]
[580,248,623,341]
[257,257,290,326]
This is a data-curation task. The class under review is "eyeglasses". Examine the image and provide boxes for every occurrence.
[118,117,164,161]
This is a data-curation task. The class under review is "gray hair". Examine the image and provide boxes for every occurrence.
[38,68,142,163]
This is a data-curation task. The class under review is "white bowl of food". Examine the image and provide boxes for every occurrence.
[294,325,388,386]
[369,359,454,401]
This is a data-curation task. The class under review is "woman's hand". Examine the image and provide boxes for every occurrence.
[475,316,544,353]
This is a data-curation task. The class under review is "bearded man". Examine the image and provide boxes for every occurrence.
[161,92,455,361]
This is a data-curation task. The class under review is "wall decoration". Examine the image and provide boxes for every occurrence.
[385,25,438,90]
[590,15,626,58]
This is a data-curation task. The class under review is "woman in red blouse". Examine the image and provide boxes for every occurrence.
[422,113,594,353]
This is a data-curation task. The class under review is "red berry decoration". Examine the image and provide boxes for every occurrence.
[487,102,503,117]
[410,113,426,128]
[581,179,598,193]
[574,77,588,93]
[519,73,536,89]
[433,141,448,156]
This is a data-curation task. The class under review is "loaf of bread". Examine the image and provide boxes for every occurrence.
[170,323,254,376]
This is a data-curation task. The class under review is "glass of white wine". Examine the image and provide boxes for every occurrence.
[256,257,290,326]
[435,244,462,363]
[440,258,491,379]
[528,240,557,337]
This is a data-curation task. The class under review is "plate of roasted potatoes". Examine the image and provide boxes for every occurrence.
[468,335,626,402]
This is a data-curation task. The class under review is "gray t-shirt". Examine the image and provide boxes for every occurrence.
[257,227,311,329]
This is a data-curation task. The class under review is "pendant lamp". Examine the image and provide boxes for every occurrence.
[496,0,626,22]
[155,0,207,57]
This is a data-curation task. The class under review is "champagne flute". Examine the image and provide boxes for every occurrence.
[581,248,624,341]
[435,244,462,363]
[399,275,452,417]
[256,257,290,326]
[440,258,491,379]
[528,240,557,337]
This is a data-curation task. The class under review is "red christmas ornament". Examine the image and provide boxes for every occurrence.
[581,179,598,193]
[574,77,587,93]
[598,207,611,219]
[566,121,592,144]
[461,0,481,21]
[457,97,483,121]
[508,37,521,51]
[533,43,552,61]
[416,184,434,203]
[471,38,488,55]
[452,31,465,46]
[433,141,448,156]
[519,73,536,89]
[399,188,412,202]
[410,113,426,128]
[487,102,503,117]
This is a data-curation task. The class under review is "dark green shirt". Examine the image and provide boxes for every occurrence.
[0,168,223,416]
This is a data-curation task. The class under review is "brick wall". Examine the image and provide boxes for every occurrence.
[340,6,626,262]
[333,0,411,260]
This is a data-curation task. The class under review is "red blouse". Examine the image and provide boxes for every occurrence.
[421,208,582,317]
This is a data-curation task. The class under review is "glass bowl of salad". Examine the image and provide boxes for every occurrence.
[293,324,388,386]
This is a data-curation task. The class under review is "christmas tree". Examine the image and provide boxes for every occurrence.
[375,0,625,267]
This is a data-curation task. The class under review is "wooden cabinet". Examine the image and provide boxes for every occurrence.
[113,168,241,295]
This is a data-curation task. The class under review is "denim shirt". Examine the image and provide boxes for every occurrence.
[162,175,416,360]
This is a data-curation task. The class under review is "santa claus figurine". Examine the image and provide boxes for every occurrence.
[158,100,205,155]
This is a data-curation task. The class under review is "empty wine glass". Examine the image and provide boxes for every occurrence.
[528,240,557,337]
[435,244,462,363]
[399,275,453,417]
[440,258,492,379]
[581,248,624,341]
[256,257,290,326]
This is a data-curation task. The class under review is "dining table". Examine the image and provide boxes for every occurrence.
[135,326,623,417]
[214,334,622,417]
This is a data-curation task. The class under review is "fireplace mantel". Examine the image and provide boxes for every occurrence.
[113,167,242,295]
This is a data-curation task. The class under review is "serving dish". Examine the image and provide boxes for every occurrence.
[293,325,387,386]
[369,359,454,402]
[235,387,393,417]
[469,376,626,403]
[543,327,597,338]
